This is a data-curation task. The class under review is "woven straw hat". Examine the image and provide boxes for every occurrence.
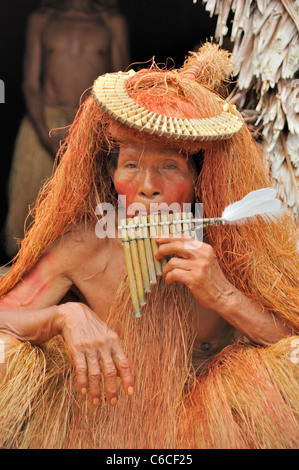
[92,69,244,141]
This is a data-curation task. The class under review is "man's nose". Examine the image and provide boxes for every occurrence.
[138,168,162,198]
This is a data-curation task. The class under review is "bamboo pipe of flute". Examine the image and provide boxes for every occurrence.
[127,218,146,309]
[149,214,162,275]
[160,213,170,269]
[120,219,141,317]
[140,215,157,286]
[133,215,151,293]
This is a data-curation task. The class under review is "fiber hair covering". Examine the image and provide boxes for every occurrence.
[0,42,298,448]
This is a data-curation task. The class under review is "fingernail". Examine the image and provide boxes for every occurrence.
[110,397,118,406]
[93,398,100,406]
[81,388,87,395]
[128,386,134,396]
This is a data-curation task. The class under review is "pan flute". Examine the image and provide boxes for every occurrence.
[119,212,223,317]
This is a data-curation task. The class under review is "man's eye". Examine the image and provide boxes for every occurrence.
[125,162,138,168]
[164,164,177,170]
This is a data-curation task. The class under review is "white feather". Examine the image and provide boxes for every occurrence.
[221,188,286,224]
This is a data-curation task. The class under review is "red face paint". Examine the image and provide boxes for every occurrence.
[113,143,196,215]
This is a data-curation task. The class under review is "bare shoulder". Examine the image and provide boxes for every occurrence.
[27,8,52,31]
[56,222,103,253]
[0,224,105,310]
[48,222,109,273]
[98,8,128,32]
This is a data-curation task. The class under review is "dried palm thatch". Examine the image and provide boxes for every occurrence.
[201,0,299,214]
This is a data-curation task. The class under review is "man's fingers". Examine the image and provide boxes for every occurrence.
[113,352,134,397]
[107,329,134,398]
[73,351,89,396]
[67,313,134,406]
[100,354,119,406]
[155,240,197,260]
[86,354,103,406]
[164,267,194,287]
[155,235,205,261]
[162,257,193,276]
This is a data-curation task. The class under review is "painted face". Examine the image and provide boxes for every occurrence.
[112,142,196,215]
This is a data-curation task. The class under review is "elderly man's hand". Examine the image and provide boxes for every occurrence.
[55,302,134,406]
[155,235,236,313]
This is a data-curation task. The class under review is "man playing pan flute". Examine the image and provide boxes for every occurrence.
[0,43,298,449]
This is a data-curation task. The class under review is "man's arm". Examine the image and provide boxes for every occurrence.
[22,11,59,156]
[0,232,134,405]
[155,235,295,345]
[0,239,74,342]
[101,10,131,71]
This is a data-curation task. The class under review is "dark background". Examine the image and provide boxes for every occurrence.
[0,0,217,265]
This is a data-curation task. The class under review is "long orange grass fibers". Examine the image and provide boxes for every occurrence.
[0,96,117,298]
[0,333,92,449]
[179,42,236,91]
[182,337,299,449]
[98,278,198,449]
[0,279,198,449]
[197,129,299,332]
[0,335,79,449]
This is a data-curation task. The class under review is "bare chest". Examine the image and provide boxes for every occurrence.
[74,238,127,320]
[42,15,111,57]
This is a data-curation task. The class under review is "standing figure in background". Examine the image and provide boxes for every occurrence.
[5,0,130,258]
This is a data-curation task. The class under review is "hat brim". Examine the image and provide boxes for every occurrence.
[92,71,244,141]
